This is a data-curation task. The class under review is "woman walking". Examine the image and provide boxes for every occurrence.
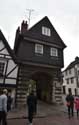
[74,97,79,118]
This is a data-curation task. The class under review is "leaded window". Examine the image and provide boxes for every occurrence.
[35,44,43,54]
[50,47,58,57]
[42,26,51,36]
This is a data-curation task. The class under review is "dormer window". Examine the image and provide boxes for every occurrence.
[42,26,51,36]
[35,44,43,54]
[50,47,58,57]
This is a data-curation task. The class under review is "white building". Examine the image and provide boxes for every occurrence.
[0,30,18,106]
[62,57,79,95]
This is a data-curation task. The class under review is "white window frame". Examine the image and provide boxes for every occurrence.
[42,26,51,36]
[50,47,58,57]
[35,44,43,54]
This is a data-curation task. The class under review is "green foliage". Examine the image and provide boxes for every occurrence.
[26,79,36,94]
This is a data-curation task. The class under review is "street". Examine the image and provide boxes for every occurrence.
[7,97,79,125]
[7,114,79,125]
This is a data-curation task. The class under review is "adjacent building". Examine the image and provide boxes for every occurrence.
[14,16,66,106]
[0,30,18,106]
[62,57,79,95]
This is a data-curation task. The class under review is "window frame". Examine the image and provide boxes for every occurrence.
[42,26,51,36]
[66,78,69,84]
[35,44,43,55]
[71,77,74,84]
[50,47,58,57]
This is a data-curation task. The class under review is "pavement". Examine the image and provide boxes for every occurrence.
[7,101,66,120]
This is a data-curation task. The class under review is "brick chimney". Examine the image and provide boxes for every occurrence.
[21,20,28,34]
[75,56,79,61]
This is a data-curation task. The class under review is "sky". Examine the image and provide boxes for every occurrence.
[0,0,79,70]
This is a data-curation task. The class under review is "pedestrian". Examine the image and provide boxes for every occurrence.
[7,92,12,112]
[0,89,8,125]
[66,89,74,119]
[27,91,37,125]
[74,96,79,118]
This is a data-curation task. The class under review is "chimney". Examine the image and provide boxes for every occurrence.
[21,20,28,34]
[75,56,79,61]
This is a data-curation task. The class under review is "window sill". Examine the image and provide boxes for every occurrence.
[35,53,43,56]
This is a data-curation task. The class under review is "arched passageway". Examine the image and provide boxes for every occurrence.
[31,72,53,103]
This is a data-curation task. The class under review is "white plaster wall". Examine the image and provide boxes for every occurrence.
[0,79,4,83]
[64,68,75,79]
[63,67,78,95]
[0,40,18,85]
[0,41,9,55]
[0,49,9,55]
[0,40,4,49]
[6,59,18,78]
[5,79,16,84]
[66,78,77,95]
[62,72,66,86]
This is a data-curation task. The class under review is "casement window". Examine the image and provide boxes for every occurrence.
[42,26,51,36]
[50,47,58,57]
[0,62,5,77]
[35,44,43,54]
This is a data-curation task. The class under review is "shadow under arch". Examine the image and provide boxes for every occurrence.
[30,71,53,103]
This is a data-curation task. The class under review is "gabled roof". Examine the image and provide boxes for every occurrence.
[14,16,66,52]
[0,30,16,62]
[25,16,66,48]
[64,57,79,71]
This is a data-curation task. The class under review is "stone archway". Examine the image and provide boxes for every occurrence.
[16,65,62,106]
[31,72,52,103]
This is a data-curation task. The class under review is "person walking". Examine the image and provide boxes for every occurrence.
[66,89,74,119]
[7,92,12,112]
[27,91,37,125]
[74,96,79,118]
[0,89,8,125]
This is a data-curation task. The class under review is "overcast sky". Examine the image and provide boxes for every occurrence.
[0,0,79,70]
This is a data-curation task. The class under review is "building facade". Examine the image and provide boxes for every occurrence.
[0,30,18,107]
[62,57,79,95]
[14,16,66,106]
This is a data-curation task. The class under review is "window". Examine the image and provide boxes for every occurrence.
[65,70,68,76]
[50,47,58,57]
[68,88,72,93]
[71,77,74,84]
[78,70,79,75]
[66,79,69,84]
[69,69,71,74]
[77,64,79,67]
[35,44,43,54]
[42,26,51,36]
[0,62,5,77]
[75,88,77,96]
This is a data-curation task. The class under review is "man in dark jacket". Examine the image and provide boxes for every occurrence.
[66,89,74,118]
[27,91,37,125]
[7,92,12,112]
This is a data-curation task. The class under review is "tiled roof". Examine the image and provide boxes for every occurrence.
[14,16,66,52]
[64,57,79,71]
